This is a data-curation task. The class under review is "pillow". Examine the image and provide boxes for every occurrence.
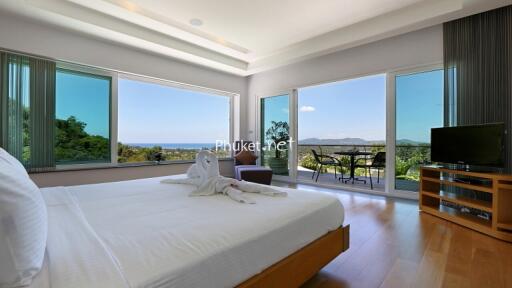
[0,160,47,287]
[0,148,28,178]
[235,150,258,165]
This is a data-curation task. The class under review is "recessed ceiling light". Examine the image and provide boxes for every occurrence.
[189,18,203,26]
[121,1,138,12]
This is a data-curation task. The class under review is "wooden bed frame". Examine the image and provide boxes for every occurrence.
[237,225,350,288]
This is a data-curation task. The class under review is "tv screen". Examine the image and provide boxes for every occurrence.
[431,123,505,167]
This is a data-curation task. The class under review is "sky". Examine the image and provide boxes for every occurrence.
[56,70,110,138]
[298,74,386,141]
[56,69,443,145]
[396,69,444,143]
[261,94,289,142]
[297,71,443,143]
[56,73,230,144]
[117,78,230,143]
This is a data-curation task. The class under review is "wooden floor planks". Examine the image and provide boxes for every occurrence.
[272,182,512,288]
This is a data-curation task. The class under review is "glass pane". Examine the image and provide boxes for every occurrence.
[55,69,111,164]
[395,69,444,191]
[260,94,289,176]
[297,74,386,189]
[117,78,230,163]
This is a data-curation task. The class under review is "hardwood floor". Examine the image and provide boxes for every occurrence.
[272,182,512,288]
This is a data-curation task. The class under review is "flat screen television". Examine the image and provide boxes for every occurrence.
[431,123,505,167]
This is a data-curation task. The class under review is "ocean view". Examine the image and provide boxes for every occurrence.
[126,143,217,150]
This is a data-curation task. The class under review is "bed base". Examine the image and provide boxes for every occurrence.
[237,225,350,288]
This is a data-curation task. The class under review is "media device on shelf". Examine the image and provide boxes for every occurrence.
[430,123,505,171]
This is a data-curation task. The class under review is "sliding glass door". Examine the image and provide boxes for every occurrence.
[297,74,386,190]
[260,94,291,176]
[258,66,444,195]
[393,68,444,192]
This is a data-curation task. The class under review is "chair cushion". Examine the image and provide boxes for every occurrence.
[234,150,258,165]
[321,159,336,165]
[234,165,273,185]
[235,165,272,179]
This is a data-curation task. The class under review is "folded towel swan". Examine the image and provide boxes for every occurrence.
[161,151,286,204]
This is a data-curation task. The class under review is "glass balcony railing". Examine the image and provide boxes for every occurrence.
[298,144,386,191]
[297,144,431,192]
[394,144,431,192]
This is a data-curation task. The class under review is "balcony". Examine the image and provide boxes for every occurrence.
[298,144,430,192]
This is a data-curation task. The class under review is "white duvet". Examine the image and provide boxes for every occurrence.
[33,175,344,288]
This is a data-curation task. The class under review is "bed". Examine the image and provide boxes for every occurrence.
[31,175,348,288]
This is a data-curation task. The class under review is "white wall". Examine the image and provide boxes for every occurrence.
[246,25,444,141]
[0,11,246,186]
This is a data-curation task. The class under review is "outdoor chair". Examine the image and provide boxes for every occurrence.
[355,151,386,189]
[311,149,345,182]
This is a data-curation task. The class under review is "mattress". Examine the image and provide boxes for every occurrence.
[33,175,344,288]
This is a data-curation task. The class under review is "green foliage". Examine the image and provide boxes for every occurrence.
[395,157,412,176]
[118,143,230,164]
[265,121,290,158]
[55,116,110,163]
[394,144,430,181]
[299,154,324,172]
[297,143,430,182]
[20,109,229,165]
[118,143,167,163]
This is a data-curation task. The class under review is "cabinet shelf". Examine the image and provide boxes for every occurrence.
[497,223,512,231]
[422,176,493,194]
[421,190,492,212]
[420,166,512,242]
[421,204,492,230]
[498,184,512,190]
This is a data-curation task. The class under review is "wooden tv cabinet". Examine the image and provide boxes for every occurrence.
[420,166,512,242]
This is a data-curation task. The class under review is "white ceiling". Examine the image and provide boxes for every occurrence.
[119,0,424,55]
[0,0,510,76]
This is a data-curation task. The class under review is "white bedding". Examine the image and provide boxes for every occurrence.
[33,175,344,288]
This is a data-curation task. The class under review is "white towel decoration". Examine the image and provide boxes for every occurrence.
[161,151,286,203]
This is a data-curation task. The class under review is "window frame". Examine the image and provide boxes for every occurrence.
[54,62,116,169]
[256,90,295,181]
[386,63,444,195]
[51,64,237,171]
[115,73,236,165]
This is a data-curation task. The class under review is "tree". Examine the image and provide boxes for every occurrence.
[55,116,109,162]
[265,121,290,158]
[117,143,166,163]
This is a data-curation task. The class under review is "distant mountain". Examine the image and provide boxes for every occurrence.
[396,139,427,145]
[298,138,384,145]
[298,138,426,145]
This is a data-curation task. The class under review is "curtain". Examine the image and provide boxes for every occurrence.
[444,5,512,171]
[29,58,56,171]
[0,52,56,171]
[0,53,29,163]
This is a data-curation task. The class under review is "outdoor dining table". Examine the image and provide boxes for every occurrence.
[334,151,373,184]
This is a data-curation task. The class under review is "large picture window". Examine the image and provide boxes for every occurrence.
[55,68,111,164]
[1,51,235,171]
[117,77,231,163]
